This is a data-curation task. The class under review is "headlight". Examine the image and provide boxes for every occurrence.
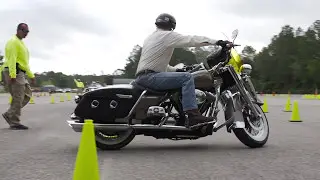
[240,64,252,75]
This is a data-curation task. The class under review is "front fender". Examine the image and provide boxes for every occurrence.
[223,93,245,132]
[248,91,263,106]
[254,96,263,106]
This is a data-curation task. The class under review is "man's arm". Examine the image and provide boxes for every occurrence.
[25,64,35,79]
[165,31,218,48]
[5,41,17,79]
[24,48,35,79]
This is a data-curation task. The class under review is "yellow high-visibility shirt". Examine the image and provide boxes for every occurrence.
[2,35,34,79]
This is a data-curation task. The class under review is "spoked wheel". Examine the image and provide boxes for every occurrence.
[233,103,269,148]
[95,129,135,150]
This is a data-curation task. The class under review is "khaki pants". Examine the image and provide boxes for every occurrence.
[3,70,32,124]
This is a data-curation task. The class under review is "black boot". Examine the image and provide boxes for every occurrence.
[185,109,214,128]
[2,113,29,130]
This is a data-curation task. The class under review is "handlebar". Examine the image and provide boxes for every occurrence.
[225,43,241,48]
[207,62,224,76]
[183,42,241,74]
[188,64,202,73]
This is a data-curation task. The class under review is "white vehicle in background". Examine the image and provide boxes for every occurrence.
[55,88,64,93]
[74,82,104,103]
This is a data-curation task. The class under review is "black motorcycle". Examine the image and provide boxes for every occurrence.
[68,29,269,150]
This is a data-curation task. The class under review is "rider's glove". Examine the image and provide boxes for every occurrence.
[216,40,232,47]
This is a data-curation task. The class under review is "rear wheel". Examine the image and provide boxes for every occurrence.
[95,129,135,150]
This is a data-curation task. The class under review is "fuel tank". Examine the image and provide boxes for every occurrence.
[191,69,213,89]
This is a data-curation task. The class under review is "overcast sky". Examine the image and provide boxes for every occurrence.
[0,0,317,75]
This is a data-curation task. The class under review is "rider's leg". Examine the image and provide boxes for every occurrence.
[136,72,214,127]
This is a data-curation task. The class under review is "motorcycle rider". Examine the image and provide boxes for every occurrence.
[135,13,232,128]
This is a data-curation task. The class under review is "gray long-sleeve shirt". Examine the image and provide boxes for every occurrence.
[135,28,218,75]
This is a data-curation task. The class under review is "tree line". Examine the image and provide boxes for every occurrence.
[1,20,320,94]
[251,20,320,94]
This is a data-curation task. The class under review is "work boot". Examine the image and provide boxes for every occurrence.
[2,113,28,130]
[10,124,29,130]
[185,109,215,128]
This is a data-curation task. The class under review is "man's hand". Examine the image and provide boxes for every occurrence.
[9,77,16,84]
[216,40,233,47]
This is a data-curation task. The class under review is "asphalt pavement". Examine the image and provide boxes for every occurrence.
[0,93,320,180]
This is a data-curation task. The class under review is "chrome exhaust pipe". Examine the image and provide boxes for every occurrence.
[66,120,131,132]
[66,120,192,132]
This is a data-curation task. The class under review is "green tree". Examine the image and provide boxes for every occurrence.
[241,45,256,64]
[250,20,320,93]
[191,47,211,64]
[169,48,197,66]
[121,45,142,78]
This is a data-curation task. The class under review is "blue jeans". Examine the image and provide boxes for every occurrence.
[135,72,198,111]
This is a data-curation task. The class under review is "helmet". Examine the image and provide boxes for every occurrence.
[155,13,176,31]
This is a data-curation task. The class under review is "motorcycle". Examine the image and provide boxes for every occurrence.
[67,29,269,150]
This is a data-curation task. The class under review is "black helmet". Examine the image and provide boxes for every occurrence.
[155,13,176,31]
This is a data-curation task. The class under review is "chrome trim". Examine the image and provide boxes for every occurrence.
[109,100,118,109]
[66,120,193,132]
[91,100,99,108]
[116,94,133,99]
[125,90,147,118]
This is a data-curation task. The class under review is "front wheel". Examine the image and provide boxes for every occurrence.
[95,129,135,150]
[224,96,269,148]
[233,103,269,148]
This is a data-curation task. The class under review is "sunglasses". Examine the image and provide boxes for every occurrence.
[19,28,29,33]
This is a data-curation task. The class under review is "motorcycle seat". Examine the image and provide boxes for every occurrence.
[130,80,180,95]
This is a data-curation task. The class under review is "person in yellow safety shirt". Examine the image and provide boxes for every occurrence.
[1,23,35,130]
